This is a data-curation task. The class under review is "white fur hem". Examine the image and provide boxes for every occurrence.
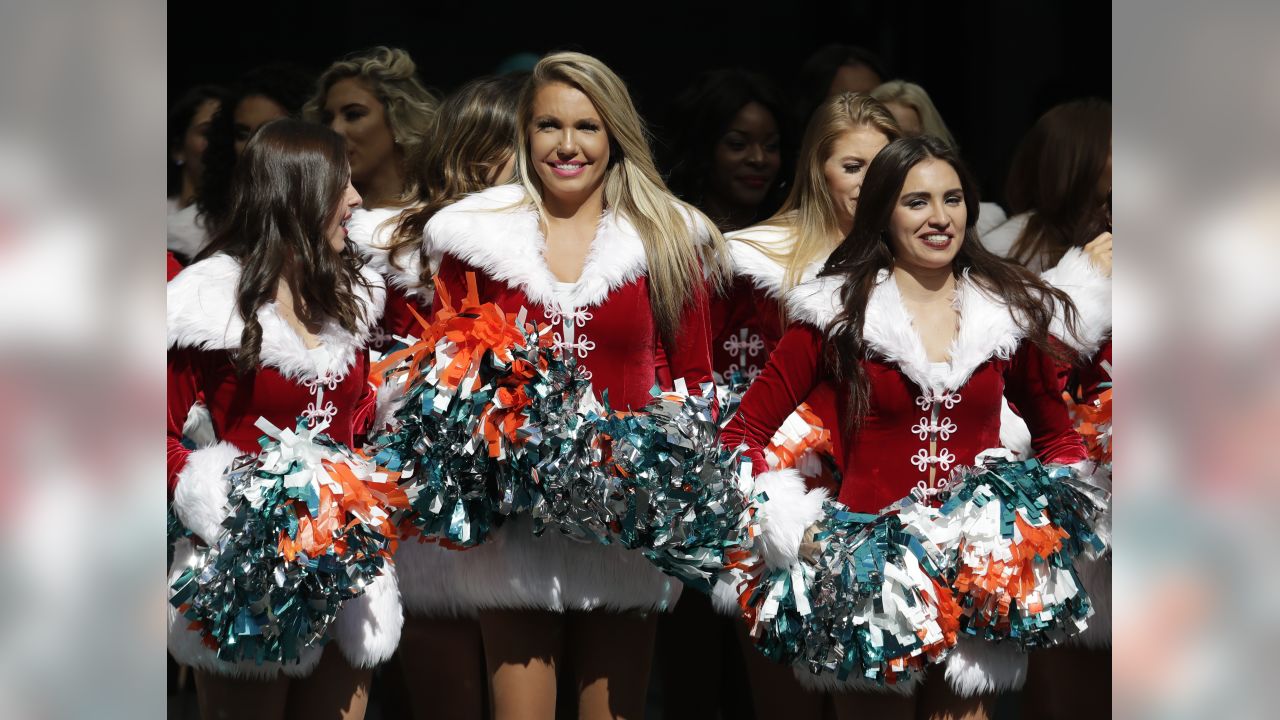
[172,441,243,545]
[452,516,682,613]
[792,665,920,695]
[167,539,323,679]
[753,468,828,570]
[394,539,477,618]
[333,562,403,668]
[1042,247,1111,357]
[942,636,1028,697]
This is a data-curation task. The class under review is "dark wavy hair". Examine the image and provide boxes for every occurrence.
[1005,98,1112,268]
[167,84,229,198]
[196,63,315,231]
[661,68,793,224]
[195,119,372,373]
[796,43,888,128]
[387,73,525,282]
[820,135,1079,425]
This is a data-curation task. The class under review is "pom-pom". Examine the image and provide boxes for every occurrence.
[169,418,408,665]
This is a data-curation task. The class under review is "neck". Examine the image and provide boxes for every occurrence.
[701,193,755,233]
[357,162,406,209]
[178,173,199,207]
[892,262,956,302]
[542,182,605,223]
[835,212,854,240]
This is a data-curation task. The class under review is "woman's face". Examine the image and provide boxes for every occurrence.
[323,77,398,188]
[327,175,363,253]
[822,126,892,230]
[708,101,781,210]
[884,100,922,136]
[528,82,610,207]
[178,98,220,181]
[886,158,967,273]
[233,95,288,157]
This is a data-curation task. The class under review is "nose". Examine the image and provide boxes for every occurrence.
[745,143,765,167]
[928,201,950,228]
[556,128,578,156]
[348,185,362,209]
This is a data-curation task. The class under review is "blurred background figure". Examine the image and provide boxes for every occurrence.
[166,84,227,263]
[872,79,1009,236]
[795,43,888,131]
[662,68,793,232]
[196,63,315,238]
[306,46,440,211]
[984,98,1112,271]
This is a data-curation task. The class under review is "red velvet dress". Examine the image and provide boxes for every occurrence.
[165,254,400,679]
[423,184,716,613]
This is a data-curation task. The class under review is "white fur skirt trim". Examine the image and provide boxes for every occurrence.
[395,539,478,619]
[453,515,682,613]
[942,636,1028,697]
[166,539,403,678]
[1070,554,1111,649]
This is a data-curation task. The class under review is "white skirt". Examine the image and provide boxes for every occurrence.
[453,515,682,613]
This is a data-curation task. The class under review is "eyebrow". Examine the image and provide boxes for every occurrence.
[901,188,964,201]
[533,114,600,123]
[339,103,367,112]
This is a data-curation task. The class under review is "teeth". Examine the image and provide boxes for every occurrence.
[925,234,949,242]
[555,163,583,170]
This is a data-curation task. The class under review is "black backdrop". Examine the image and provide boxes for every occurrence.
[169,0,1110,207]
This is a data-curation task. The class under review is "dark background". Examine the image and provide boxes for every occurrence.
[170,0,1110,216]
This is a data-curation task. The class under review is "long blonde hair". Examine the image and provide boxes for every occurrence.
[869,80,957,147]
[514,52,729,341]
[303,46,440,200]
[742,92,900,293]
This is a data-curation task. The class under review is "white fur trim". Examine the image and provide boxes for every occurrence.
[166,539,323,679]
[725,225,812,301]
[942,636,1028,697]
[1041,247,1111,357]
[752,468,829,570]
[1070,555,1111,649]
[394,540,477,618]
[786,271,1025,393]
[333,562,403,668]
[348,206,437,298]
[167,253,386,381]
[181,402,217,449]
[998,399,1033,460]
[452,515,682,613]
[792,665,920,695]
[171,441,242,545]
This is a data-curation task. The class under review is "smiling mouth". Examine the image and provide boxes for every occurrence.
[921,232,952,249]
[549,161,587,178]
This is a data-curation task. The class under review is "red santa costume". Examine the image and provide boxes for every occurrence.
[721,265,1101,696]
[715,224,843,492]
[166,253,403,679]
[347,205,486,620]
[422,184,714,613]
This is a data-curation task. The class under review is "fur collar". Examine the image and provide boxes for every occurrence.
[347,206,433,297]
[785,269,1025,393]
[167,253,386,380]
[727,224,827,300]
[426,184,710,309]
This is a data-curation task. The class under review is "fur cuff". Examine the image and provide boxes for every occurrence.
[753,469,829,570]
[172,441,243,545]
[181,402,217,449]
[334,563,404,669]
[943,636,1028,697]
[1043,247,1112,357]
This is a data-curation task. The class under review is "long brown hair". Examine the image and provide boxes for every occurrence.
[386,74,525,284]
[1005,98,1111,268]
[195,118,373,373]
[821,136,1079,425]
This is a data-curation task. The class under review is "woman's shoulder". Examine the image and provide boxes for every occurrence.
[980,211,1032,260]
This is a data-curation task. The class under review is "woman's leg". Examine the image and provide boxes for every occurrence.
[396,614,488,720]
[481,608,565,720]
[653,592,724,719]
[736,621,826,719]
[566,611,657,720]
[193,669,289,720]
[286,644,372,720]
[830,688,915,720]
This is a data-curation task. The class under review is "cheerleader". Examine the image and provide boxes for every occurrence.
[983,98,1113,720]
[345,74,524,720]
[167,119,398,720]
[721,135,1102,720]
[425,52,728,720]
